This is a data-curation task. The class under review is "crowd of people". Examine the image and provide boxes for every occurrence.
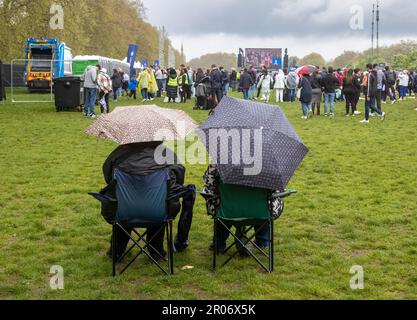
[236,64,417,123]
[82,62,417,123]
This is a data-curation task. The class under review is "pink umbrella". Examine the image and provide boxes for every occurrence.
[296,65,317,76]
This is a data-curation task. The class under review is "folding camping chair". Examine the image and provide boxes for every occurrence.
[90,168,174,276]
[208,183,296,273]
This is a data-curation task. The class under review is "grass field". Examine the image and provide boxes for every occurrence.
[1,89,417,300]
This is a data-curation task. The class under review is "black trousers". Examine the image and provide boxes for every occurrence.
[111,188,196,257]
[345,92,356,115]
[99,91,110,113]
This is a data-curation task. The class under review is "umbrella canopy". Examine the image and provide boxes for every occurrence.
[296,65,317,76]
[197,96,308,191]
[85,105,198,145]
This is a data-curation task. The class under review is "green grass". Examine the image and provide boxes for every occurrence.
[1,89,417,300]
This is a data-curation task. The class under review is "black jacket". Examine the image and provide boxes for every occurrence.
[368,71,378,98]
[239,72,253,89]
[210,68,222,89]
[320,73,339,93]
[298,76,313,103]
[100,142,185,223]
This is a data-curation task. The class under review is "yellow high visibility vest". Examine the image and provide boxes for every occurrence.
[178,73,189,85]
[168,76,178,87]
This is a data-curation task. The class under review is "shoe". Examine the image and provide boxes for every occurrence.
[414,108,417,111]
[381,112,386,121]
[360,119,369,124]
[382,101,387,104]
[89,113,97,119]
[391,100,397,105]
[301,116,307,120]
[354,111,361,115]
[142,99,147,103]
[174,237,189,253]
[370,113,375,117]
[345,114,350,117]
[329,113,335,117]
[324,113,329,117]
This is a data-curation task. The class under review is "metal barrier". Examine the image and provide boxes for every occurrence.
[11,59,55,103]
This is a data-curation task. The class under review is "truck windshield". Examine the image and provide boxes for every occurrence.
[30,48,53,72]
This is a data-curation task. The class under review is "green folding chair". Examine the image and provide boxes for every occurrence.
[210,183,296,273]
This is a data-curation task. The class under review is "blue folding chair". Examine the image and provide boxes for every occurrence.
[90,168,174,276]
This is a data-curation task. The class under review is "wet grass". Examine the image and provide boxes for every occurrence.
[0,90,417,299]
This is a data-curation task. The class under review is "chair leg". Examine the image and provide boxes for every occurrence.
[112,224,116,277]
[168,221,174,275]
[213,219,217,271]
[269,219,274,273]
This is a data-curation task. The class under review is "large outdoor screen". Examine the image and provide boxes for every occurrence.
[245,48,283,68]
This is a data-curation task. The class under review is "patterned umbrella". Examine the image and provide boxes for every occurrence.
[197,96,308,191]
[85,105,198,145]
[296,65,317,76]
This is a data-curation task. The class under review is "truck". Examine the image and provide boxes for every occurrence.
[24,38,72,92]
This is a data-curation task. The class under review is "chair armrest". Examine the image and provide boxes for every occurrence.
[196,189,216,199]
[272,189,297,199]
[88,192,117,203]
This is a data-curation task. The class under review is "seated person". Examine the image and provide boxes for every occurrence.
[202,164,284,254]
[100,141,195,260]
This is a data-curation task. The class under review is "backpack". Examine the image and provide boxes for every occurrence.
[386,71,395,85]
[270,76,275,90]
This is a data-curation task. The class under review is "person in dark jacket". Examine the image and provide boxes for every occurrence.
[360,64,385,123]
[342,69,359,116]
[310,71,322,115]
[298,73,313,119]
[239,68,254,100]
[320,67,339,116]
[229,69,237,92]
[111,69,122,102]
[210,64,223,104]
[100,141,195,260]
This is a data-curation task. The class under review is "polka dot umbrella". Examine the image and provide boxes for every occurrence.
[197,96,309,191]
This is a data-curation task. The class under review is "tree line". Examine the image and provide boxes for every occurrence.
[0,0,184,66]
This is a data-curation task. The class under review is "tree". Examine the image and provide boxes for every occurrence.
[188,53,237,70]
[298,53,326,68]
[0,0,182,66]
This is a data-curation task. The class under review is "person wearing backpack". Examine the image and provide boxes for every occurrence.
[298,72,313,119]
[384,66,397,105]
[97,68,113,114]
[257,69,272,103]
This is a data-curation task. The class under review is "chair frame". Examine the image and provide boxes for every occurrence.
[209,189,296,273]
[112,219,174,276]
[213,217,274,273]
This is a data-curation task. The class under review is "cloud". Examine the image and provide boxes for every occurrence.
[142,0,417,59]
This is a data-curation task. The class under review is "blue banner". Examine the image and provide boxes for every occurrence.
[127,44,138,77]
[153,60,160,68]
[141,59,148,68]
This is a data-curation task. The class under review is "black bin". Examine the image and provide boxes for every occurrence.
[53,76,84,112]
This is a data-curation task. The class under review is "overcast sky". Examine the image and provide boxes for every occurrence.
[141,0,416,61]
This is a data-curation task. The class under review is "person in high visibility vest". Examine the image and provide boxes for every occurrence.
[166,68,178,103]
[178,68,189,103]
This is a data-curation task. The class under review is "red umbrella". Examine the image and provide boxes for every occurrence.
[296,65,317,76]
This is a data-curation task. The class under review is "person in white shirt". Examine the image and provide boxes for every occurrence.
[398,70,409,101]
[274,69,286,103]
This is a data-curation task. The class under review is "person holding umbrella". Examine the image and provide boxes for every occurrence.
[86,106,198,260]
[198,96,308,254]
[298,71,313,119]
